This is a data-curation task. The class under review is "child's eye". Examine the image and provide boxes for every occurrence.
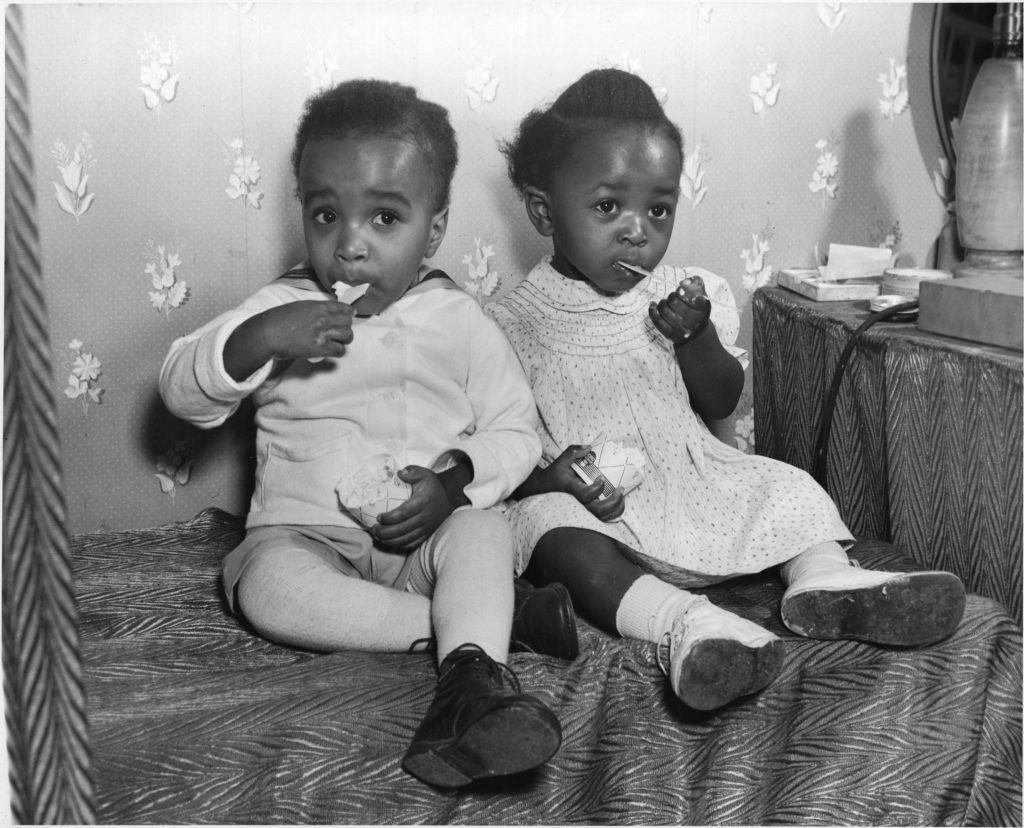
[595,200,618,215]
[312,208,337,225]
[650,204,673,220]
[372,210,399,227]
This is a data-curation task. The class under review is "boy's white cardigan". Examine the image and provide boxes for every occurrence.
[160,272,541,529]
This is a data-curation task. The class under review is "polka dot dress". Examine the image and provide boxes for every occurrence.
[487,258,853,585]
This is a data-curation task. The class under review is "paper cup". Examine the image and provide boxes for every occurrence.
[357,478,412,527]
[587,441,646,494]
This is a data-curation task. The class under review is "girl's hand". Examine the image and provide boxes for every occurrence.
[649,275,711,346]
[373,465,454,551]
[224,300,356,380]
[546,446,626,522]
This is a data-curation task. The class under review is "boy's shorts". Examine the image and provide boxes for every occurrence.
[222,523,420,614]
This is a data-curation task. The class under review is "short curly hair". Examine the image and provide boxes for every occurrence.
[501,68,683,195]
[291,79,458,211]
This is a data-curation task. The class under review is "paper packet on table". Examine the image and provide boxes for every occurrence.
[817,244,894,281]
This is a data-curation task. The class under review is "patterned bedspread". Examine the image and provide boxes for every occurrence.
[73,508,1022,825]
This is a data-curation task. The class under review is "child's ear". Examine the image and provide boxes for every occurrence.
[424,206,450,258]
[524,186,554,237]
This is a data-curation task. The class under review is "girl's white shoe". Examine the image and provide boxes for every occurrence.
[656,596,785,711]
[781,564,966,646]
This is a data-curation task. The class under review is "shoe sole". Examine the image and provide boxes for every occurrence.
[402,697,562,788]
[782,571,966,646]
[674,637,785,711]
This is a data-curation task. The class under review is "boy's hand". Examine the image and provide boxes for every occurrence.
[224,300,355,380]
[649,275,711,346]
[545,446,625,522]
[258,300,356,360]
[373,466,454,551]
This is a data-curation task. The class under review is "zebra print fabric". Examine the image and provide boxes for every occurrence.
[73,509,1021,825]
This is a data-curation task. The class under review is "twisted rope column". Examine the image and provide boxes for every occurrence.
[4,5,95,823]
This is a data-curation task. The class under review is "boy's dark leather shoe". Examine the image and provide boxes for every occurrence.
[402,644,562,788]
[510,578,580,660]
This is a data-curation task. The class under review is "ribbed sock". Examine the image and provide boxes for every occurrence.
[615,574,699,643]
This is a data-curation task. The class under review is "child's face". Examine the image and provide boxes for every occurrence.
[537,127,681,295]
[298,136,448,315]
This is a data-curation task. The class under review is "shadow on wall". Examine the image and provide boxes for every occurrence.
[137,386,257,508]
[908,3,946,170]
[821,108,912,266]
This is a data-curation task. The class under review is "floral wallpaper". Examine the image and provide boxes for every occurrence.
[22,1,949,534]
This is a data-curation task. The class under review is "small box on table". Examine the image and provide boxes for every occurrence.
[918,273,1023,351]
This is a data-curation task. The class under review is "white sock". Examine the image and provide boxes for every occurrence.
[615,574,699,643]
[781,541,850,586]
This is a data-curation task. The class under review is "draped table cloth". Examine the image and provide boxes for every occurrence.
[752,286,1022,626]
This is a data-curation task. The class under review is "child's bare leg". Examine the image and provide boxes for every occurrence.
[235,546,433,652]
[528,527,783,710]
[525,527,640,633]
[781,541,966,646]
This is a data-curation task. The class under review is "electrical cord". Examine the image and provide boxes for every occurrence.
[811,300,920,489]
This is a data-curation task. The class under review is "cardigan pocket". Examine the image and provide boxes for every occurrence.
[254,434,360,517]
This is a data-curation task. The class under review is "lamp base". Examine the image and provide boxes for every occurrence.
[952,249,1023,280]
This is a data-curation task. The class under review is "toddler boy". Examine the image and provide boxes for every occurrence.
[160,79,576,787]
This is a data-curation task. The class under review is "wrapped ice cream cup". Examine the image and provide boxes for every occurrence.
[356,478,412,527]
[337,454,411,527]
[571,440,647,500]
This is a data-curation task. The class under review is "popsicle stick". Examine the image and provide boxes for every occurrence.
[309,283,369,362]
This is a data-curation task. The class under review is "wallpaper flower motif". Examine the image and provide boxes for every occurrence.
[138,33,181,111]
[878,58,908,120]
[304,48,338,92]
[225,139,263,208]
[155,441,191,495]
[740,227,774,293]
[461,238,502,302]
[64,339,104,409]
[809,137,839,201]
[51,134,95,220]
[750,63,780,115]
[681,140,709,207]
[733,409,756,453]
[465,58,499,110]
[817,1,846,33]
[146,245,189,315]
[871,220,902,250]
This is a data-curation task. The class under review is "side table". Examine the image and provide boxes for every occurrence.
[752,286,1022,625]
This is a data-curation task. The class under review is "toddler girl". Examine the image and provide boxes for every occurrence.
[487,68,966,712]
